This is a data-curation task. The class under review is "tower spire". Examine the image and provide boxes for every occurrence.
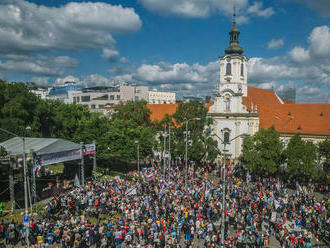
[224,5,244,55]
[233,5,236,27]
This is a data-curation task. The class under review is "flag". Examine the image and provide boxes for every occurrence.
[125,188,137,196]
[147,174,153,181]
[74,174,81,188]
[159,183,167,198]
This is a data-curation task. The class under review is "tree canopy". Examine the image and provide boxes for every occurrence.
[239,126,283,175]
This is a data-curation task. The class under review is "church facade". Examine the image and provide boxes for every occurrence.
[145,14,330,163]
[208,13,259,160]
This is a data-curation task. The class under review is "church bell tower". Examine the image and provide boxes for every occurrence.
[217,10,248,111]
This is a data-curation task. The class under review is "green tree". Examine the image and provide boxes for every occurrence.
[98,119,155,163]
[318,138,330,181]
[166,101,216,164]
[50,101,90,140]
[239,126,283,174]
[112,100,152,126]
[284,133,317,180]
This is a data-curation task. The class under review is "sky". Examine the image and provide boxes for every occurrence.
[0,0,329,103]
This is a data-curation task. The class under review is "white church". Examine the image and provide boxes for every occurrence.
[208,12,259,161]
[148,13,330,163]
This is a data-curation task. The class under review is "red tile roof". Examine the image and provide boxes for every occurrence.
[283,99,294,104]
[146,87,330,136]
[147,103,214,122]
[257,104,330,136]
[147,104,178,122]
[242,86,281,111]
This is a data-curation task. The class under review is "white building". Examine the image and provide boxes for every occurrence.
[208,13,259,161]
[72,85,149,111]
[148,89,176,104]
[29,88,48,100]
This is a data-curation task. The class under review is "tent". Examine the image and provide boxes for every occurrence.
[0,137,93,209]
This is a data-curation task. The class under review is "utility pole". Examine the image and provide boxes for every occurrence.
[93,140,97,173]
[184,118,201,187]
[168,125,171,170]
[22,137,30,247]
[163,124,166,178]
[80,142,85,186]
[221,142,226,245]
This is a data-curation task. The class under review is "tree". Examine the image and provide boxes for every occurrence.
[98,119,155,163]
[318,138,330,181]
[112,100,152,126]
[164,101,217,164]
[239,126,283,174]
[0,146,8,157]
[50,101,90,140]
[284,133,317,180]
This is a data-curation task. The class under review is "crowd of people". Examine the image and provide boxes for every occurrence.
[0,161,328,248]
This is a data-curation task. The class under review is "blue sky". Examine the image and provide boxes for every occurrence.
[0,0,329,103]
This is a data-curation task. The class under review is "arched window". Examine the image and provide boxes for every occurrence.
[226,63,231,75]
[241,63,244,76]
[225,97,231,111]
[224,132,230,144]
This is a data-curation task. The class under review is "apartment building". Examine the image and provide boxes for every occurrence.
[148,90,176,104]
[72,85,149,110]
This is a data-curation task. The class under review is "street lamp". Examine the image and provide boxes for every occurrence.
[0,127,30,247]
[163,124,167,179]
[184,117,201,187]
[208,127,249,245]
[135,140,140,176]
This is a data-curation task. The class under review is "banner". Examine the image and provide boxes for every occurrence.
[84,143,96,155]
[36,149,81,166]
[271,212,277,222]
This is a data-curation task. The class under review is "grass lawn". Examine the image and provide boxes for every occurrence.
[0,201,45,223]
[45,163,64,175]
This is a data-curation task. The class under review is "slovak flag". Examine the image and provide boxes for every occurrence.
[147,174,153,181]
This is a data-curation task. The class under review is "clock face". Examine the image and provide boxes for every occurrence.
[226,57,231,62]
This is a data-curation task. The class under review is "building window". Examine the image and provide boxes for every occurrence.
[224,132,230,144]
[116,95,120,100]
[225,97,231,111]
[91,104,96,109]
[135,96,139,101]
[81,96,90,102]
[110,95,115,100]
[76,97,80,103]
[98,104,104,109]
[241,63,244,76]
[226,63,231,75]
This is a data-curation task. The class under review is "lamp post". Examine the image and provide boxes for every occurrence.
[184,117,201,187]
[0,127,30,247]
[163,124,167,178]
[209,129,249,245]
[135,140,140,176]
[168,125,171,174]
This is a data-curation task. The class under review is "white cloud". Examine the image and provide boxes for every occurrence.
[247,2,274,18]
[0,0,141,54]
[134,61,218,85]
[102,48,119,62]
[82,74,112,87]
[309,25,330,57]
[289,47,310,63]
[30,76,50,86]
[267,39,284,49]
[139,0,274,22]
[0,0,142,76]
[55,75,80,85]
[0,55,78,76]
